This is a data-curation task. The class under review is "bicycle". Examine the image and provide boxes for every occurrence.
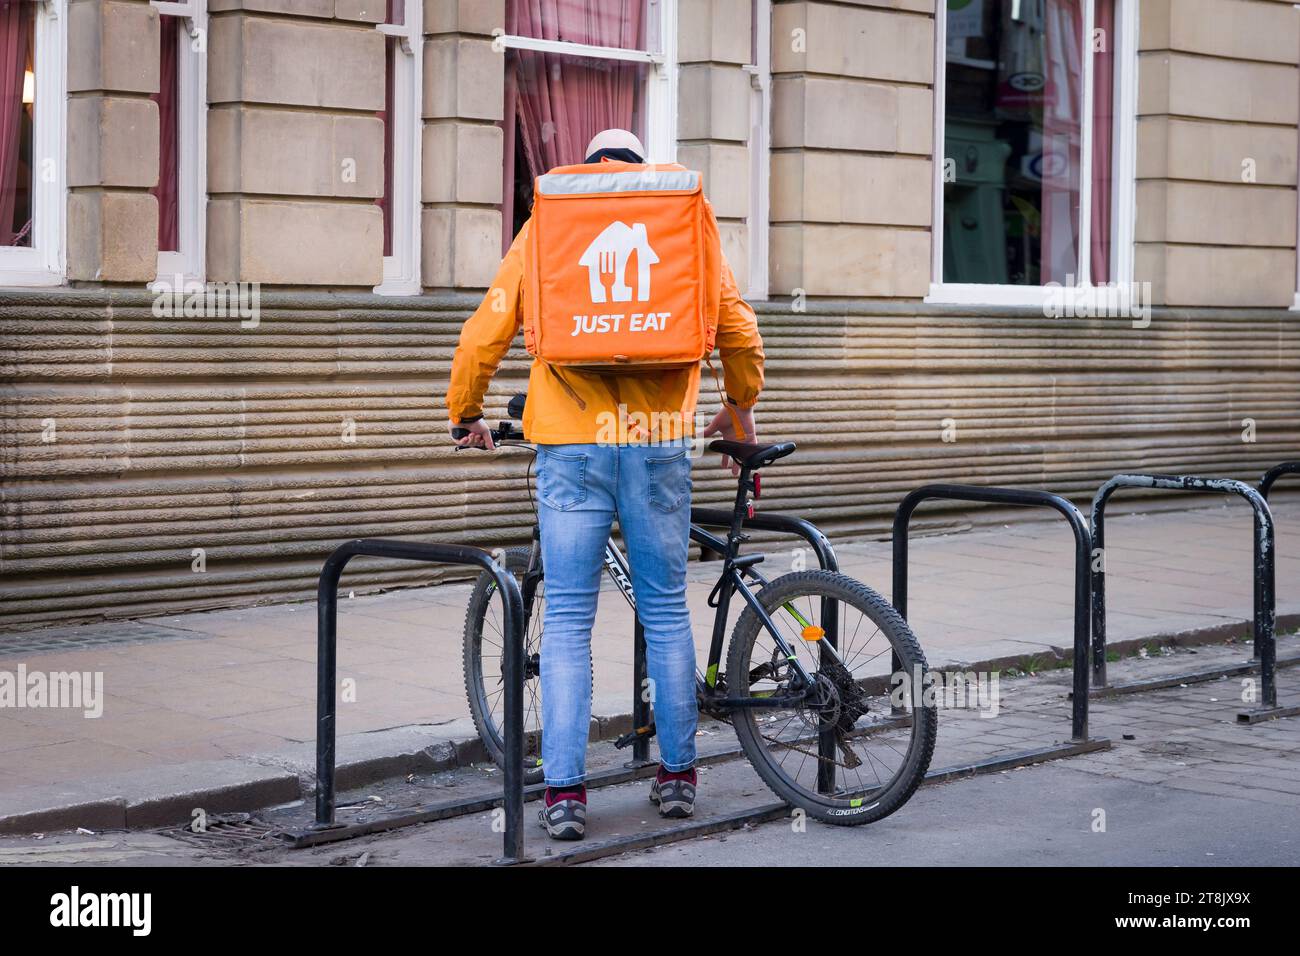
[456,394,936,825]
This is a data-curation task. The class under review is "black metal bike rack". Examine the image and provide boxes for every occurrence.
[1260,461,1300,502]
[893,484,1103,750]
[688,507,840,574]
[283,538,527,864]
[1090,474,1297,723]
[277,510,849,863]
[274,497,1119,867]
[1258,461,1300,680]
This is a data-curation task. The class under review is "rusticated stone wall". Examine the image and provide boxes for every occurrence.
[2,289,1297,629]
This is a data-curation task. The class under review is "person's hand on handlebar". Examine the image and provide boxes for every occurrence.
[702,404,757,476]
[449,418,496,450]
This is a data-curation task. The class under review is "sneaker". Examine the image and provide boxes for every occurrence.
[649,767,696,818]
[538,786,586,840]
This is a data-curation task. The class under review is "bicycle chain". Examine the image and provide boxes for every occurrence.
[759,728,864,770]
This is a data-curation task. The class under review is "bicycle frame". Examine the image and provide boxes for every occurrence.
[462,418,930,815]
[509,445,833,712]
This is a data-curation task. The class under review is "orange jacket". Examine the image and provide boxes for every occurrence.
[446,214,764,445]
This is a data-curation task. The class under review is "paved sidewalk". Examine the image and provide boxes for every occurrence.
[1,636,1295,865]
[0,500,1297,831]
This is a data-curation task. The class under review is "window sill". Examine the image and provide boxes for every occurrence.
[926,283,1064,307]
[373,278,422,297]
[0,267,64,288]
[926,282,1146,317]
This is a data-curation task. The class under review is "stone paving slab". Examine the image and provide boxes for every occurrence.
[0,501,1297,833]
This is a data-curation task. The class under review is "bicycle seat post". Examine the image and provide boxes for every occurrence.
[727,465,757,555]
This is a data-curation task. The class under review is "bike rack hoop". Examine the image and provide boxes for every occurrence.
[892,484,1095,743]
[313,538,527,864]
[1089,474,1286,722]
[689,507,840,573]
[1261,461,1300,501]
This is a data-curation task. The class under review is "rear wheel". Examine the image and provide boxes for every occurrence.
[726,570,937,826]
[462,547,546,785]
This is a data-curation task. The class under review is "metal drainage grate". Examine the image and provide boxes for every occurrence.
[162,813,283,851]
[0,621,208,658]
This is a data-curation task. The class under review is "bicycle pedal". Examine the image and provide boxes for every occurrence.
[613,723,656,749]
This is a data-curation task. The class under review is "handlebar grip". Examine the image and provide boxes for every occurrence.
[452,422,524,449]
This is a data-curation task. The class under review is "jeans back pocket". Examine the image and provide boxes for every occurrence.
[538,448,588,511]
[647,450,692,513]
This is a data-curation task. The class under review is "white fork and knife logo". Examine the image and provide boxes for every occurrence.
[578,221,660,303]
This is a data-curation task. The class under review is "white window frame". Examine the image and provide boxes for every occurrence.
[374,2,422,295]
[927,0,1138,309]
[151,0,207,290]
[494,0,679,164]
[1294,62,1300,310]
[743,0,771,301]
[0,0,66,287]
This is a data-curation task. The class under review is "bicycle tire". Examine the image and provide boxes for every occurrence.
[726,569,937,826]
[462,547,547,785]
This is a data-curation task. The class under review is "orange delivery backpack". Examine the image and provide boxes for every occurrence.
[523,161,720,372]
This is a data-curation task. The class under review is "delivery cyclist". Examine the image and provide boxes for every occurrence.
[446,129,764,840]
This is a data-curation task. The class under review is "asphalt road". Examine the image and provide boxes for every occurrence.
[593,760,1300,867]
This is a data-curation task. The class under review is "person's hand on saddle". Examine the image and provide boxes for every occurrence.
[449,418,496,450]
[702,404,757,476]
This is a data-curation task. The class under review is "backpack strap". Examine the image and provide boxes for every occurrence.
[705,356,747,442]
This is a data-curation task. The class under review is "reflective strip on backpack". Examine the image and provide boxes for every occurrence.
[536,169,700,196]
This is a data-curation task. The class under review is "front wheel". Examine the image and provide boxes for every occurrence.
[726,570,937,826]
[462,547,546,785]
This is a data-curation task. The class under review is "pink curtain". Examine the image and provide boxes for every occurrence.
[1040,0,1082,285]
[0,0,33,247]
[502,0,645,246]
[153,15,179,253]
[1042,0,1114,285]
[1090,0,1115,284]
[379,34,394,256]
[377,0,403,258]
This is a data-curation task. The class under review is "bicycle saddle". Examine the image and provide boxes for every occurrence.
[707,440,796,470]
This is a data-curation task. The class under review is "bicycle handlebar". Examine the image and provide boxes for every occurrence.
[451,421,527,448]
[452,393,528,449]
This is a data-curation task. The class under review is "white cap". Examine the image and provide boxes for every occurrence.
[584,128,646,161]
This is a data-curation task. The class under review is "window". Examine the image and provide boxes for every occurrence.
[744,0,770,301]
[0,0,63,286]
[151,1,206,288]
[496,0,678,249]
[930,0,1137,304]
[375,0,422,295]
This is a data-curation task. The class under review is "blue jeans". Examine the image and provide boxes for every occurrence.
[536,442,698,787]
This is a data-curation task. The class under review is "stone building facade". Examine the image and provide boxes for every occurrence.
[2,0,1299,626]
